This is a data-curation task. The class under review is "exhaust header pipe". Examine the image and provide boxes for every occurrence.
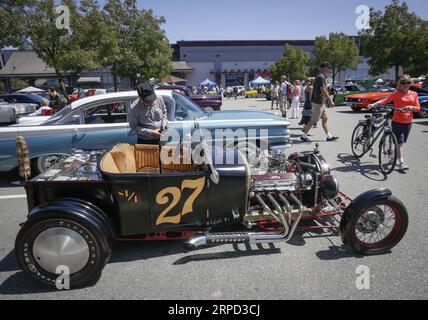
[184,192,303,250]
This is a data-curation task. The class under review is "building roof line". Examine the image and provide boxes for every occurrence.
[175,40,316,47]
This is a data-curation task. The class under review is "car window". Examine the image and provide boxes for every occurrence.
[1,96,14,103]
[172,91,205,121]
[61,112,80,125]
[83,102,128,124]
[13,96,28,103]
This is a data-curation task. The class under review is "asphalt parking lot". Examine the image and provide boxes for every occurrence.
[1,97,427,300]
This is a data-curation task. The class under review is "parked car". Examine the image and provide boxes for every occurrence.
[157,84,222,111]
[0,90,290,174]
[0,93,44,105]
[344,90,394,111]
[333,84,367,105]
[0,97,38,125]
[245,89,260,98]
[68,88,109,102]
[416,96,428,118]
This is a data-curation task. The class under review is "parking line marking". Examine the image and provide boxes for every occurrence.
[0,194,27,200]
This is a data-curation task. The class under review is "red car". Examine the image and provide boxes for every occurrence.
[344,91,394,111]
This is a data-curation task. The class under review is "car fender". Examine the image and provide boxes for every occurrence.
[26,198,115,250]
[339,188,392,243]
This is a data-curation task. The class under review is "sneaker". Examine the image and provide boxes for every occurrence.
[301,129,313,136]
[300,136,312,142]
[326,136,339,142]
[399,162,409,171]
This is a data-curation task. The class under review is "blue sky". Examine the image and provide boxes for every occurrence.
[108,0,428,43]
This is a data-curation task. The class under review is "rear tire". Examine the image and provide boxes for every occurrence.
[15,212,112,288]
[378,132,398,175]
[342,196,408,255]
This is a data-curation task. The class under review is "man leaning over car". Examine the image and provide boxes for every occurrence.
[130,83,168,145]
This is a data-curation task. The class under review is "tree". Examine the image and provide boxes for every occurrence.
[311,33,360,84]
[269,44,309,82]
[360,0,428,79]
[12,0,107,97]
[103,0,172,90]
[0,1,28,49]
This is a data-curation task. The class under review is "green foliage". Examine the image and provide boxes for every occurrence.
[0,1,29,49]
[0,0,172,92]
[269,44,309,81]
[103,0,172,87]
[311,33,360,83]
[360,0,428,79]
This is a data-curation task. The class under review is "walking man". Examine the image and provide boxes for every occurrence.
[301,62,338,142]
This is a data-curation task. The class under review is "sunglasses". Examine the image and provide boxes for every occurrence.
[400,82,412,85]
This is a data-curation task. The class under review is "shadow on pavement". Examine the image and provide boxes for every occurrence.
[315,246,364,260]
[0,272,59,295]
[414,121,428,127]
[173,243,281,265]
[0,170,23,188]
[332,153,387,182]
[0,251,20,273]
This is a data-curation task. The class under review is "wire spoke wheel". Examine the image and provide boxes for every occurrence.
[342,196,408,255]
[351,123,370,158]
[354,204,400,249]
[378,132,398,175]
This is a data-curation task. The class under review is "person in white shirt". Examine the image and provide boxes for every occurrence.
[279,75,288,117]
[271,81,279,110]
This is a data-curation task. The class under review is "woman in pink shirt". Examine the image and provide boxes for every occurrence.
[370,75,420,172]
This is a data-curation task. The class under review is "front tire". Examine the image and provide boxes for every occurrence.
[378,132,398,175]
[342,196,408,255]
[15,214,112,288]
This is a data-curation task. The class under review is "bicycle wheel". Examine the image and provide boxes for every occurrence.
[378,132,398,175]
[351,123,370,158]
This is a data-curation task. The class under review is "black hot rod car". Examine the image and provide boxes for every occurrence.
[15,143,408,288]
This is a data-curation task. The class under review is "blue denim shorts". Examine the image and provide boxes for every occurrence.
[392,122,412,144]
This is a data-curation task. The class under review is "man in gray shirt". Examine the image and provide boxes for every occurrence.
[130,83,168,145]
[301,62,338,142]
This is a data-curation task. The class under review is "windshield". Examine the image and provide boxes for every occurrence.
[42,104,74,125]
[172,91,205,120]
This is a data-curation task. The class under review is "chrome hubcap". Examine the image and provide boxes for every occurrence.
[33,227,90,274]
[43,155,64,170]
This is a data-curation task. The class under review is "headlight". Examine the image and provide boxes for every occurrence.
[319,175,339,200]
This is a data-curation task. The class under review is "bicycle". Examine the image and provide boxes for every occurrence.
[351,106,401,175]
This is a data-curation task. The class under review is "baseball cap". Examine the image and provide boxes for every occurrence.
[320,62,332,69]
[137,83,157,103]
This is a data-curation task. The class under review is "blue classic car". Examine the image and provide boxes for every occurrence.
[416,96,428,118]
[0,90,291,174]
